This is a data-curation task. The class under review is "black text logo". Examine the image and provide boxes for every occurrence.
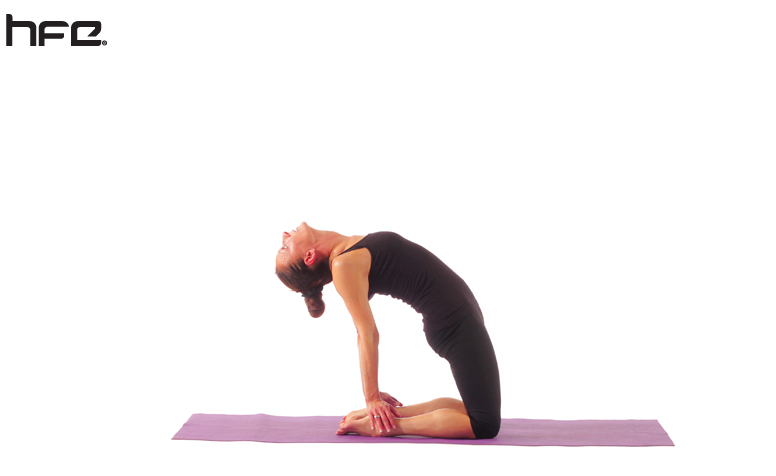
[6,14,104,46]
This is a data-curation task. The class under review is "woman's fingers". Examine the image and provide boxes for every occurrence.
[368,402,398,433]
[383,406,396,431]
[370,409,383,432]
[376,405,394,433]
[382,393,402,407]
[371,408,389,433]
[378,409,389,433]
[373,412,382,432]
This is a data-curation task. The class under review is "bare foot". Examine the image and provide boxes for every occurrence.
[342,408,368,423]
[335,416,383,437]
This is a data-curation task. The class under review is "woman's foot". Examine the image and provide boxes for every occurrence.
[342,408,368,422]
[335,416,383,437]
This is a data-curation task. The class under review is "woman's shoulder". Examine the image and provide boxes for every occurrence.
[331,236,371,271]
[330,245,372,299]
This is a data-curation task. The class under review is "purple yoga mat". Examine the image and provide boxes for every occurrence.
[172,413,674,446]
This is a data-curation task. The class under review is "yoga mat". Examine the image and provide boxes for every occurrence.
[172,413,674,446]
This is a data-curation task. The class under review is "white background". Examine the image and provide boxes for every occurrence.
[1,1,774,475]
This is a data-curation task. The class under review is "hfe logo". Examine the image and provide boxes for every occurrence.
[5,14,103,46]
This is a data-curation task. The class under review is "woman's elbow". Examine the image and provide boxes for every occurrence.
[356,328,379,344]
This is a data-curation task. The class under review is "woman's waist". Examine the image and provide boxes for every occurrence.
[422,303,483,333]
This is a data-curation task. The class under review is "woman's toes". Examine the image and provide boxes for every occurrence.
[337,420,354,434]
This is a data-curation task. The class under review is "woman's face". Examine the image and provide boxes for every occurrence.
[275,221,315,269]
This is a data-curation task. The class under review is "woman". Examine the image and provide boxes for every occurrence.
[275,222,501,439]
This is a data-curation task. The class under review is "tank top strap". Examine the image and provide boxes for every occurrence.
[335,234,372,258]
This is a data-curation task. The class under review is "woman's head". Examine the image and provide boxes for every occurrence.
[275,257,331,317]
[275,222,332,317]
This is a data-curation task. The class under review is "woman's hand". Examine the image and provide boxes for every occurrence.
[379,392,403,408]
[366,397,402,433]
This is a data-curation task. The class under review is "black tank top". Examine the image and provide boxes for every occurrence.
[335,232,482,329]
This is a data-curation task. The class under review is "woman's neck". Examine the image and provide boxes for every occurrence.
[312,230,365,267]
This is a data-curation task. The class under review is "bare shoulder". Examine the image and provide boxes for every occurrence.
[331,245,376,328]
[331,236,370,274]
[331,248,370,278]
[331,241,371,301]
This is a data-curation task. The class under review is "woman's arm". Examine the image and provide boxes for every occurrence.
[356,317,379,402]
[331,255,400,433]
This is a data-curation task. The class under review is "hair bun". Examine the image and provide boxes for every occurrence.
[304,290,325,318]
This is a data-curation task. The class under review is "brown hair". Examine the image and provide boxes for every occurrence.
[275,257,332,317]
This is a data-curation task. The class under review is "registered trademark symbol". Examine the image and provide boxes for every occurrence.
[102,40,107,45]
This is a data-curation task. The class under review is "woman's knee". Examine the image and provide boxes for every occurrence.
[470,413,501,439]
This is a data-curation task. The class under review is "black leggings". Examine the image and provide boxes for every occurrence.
[424,312,501,439]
